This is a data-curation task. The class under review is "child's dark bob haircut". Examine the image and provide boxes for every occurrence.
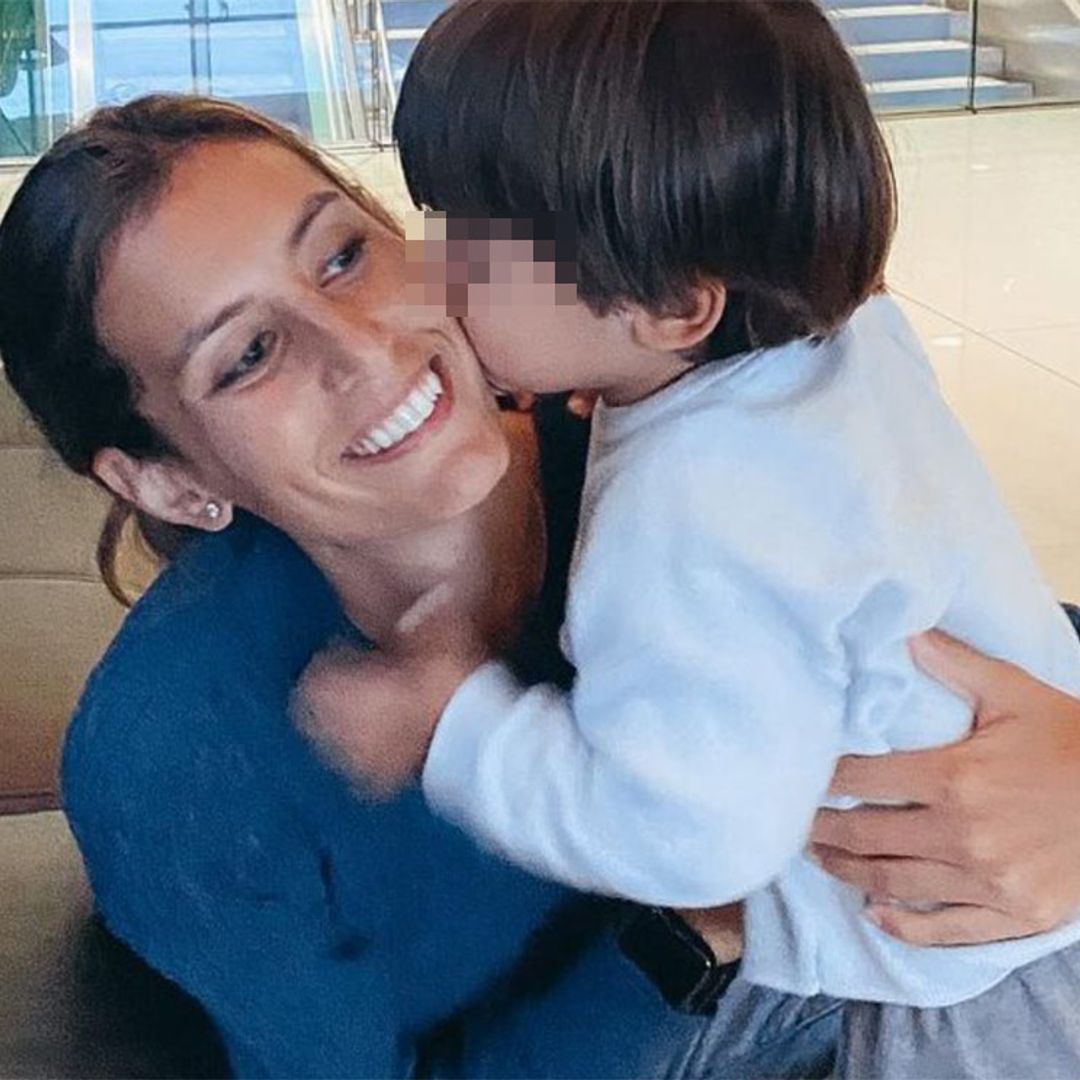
[395,0,897,360]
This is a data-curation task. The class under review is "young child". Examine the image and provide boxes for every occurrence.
[301,2,1080,1075]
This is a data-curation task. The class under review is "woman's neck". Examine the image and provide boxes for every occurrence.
[299,413,545,648]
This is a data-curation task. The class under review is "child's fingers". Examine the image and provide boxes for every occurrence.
[566,389,599,418]
[394,582,458,644]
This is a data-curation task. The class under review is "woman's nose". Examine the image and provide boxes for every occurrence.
[310,303,395,394]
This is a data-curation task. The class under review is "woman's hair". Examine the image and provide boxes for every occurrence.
[0,94,398,604]
[395,0,897,360]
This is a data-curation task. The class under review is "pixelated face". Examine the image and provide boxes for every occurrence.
[405,211,650,402]
[95,141,510,545]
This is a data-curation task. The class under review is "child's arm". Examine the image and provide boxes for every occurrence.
[422,460,854,907]
[423,627,843,906]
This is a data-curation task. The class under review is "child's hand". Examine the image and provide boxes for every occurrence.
[292,643,397,796]
[292,641,466,797]
[566,389,599,418]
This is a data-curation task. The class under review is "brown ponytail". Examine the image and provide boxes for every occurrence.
[95,500,191,607]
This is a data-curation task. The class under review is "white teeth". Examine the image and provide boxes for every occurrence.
[347,365,446,458]
[383,415,409,441]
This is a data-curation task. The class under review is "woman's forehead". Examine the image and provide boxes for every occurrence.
[157,140,342,233]
[95,143,346,363]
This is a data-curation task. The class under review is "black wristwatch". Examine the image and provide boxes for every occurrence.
[617,906,741,1015]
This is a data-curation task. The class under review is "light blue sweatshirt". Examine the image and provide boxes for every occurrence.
[424,295,1080,1006]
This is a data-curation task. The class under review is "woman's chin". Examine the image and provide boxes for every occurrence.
[262,415,512,547]
[349,425,511,539]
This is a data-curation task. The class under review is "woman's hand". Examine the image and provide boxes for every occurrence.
[811,629,1080,945]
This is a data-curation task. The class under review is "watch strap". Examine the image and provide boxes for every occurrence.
[617,906,741,1015]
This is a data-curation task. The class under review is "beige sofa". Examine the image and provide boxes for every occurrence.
[0,313,220,1071]
[0,376,125,812]
[0,808,228,1076]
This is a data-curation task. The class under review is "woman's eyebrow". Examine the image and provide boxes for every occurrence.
[173,190,344,369]
[175,295,255,369]
[288,190,343,254]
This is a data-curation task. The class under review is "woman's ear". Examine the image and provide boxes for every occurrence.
[629,280,727,354]
[92,447,234,531]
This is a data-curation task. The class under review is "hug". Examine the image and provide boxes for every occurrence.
[3,2,1080,1077]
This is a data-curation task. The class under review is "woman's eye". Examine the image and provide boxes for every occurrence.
[217,330,275,390]
[324,236,365,281]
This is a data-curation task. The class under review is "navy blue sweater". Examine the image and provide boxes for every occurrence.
[63,515,584,1075]
[62,408,824,1077]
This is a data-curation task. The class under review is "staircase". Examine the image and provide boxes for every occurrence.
[827,0,1034,109]
[358,0,1034,116]
[380,0,449,89]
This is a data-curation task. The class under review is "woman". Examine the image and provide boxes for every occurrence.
[2,96,1080,1077]
[0,95,840,1079]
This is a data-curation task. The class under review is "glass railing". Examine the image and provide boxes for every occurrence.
[0,0,368,158]
[970,0,1080,109]
[359,0,1080,120]
[832,0,1080,114]
[1,0,1077,163]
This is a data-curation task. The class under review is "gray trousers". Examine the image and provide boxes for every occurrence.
[840,939,1080,1079]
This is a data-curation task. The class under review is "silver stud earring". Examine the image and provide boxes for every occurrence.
[204,500,222,521]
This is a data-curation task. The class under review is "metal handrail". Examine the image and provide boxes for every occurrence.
[373,0,397,130]
[339,0,396,145]
[330,0,371,143]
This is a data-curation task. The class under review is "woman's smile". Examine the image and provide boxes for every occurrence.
[341,356,451,465]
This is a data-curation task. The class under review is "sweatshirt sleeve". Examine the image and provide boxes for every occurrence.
[423,424,856,908]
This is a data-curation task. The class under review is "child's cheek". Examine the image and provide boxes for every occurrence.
[463,311,526,391]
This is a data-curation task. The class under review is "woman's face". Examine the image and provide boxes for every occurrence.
[94,139,509,545]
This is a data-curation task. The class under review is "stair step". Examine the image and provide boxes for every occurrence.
[822,0,919,7]
[381,0,448,33]
[832,4,957,45]
[852,39,1005,81]
[868,74,1035,109]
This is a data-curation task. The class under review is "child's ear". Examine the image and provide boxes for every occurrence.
[92,447,234,532]
[628,280,727,354]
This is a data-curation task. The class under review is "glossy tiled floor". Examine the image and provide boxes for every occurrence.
[881,107,1080,597]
